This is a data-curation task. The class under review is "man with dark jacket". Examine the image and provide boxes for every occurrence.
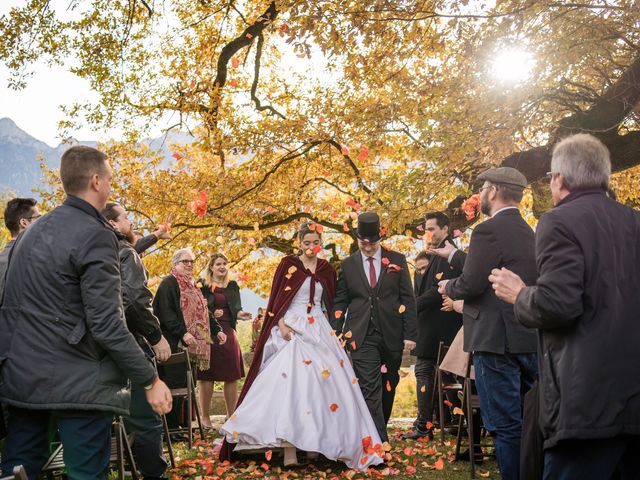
[104,202,172,479]
[332,212,417,443]
[439,167,537,480]
[403,212,462,440]
[0,146,172,480]
[0,197,40,298]
[490,134,640,478]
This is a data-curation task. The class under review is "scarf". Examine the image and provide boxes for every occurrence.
[171,267,211,370]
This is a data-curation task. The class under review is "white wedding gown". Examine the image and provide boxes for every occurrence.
[220,277,384,470]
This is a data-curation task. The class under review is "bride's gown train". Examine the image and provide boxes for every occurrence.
[220,277,384,470]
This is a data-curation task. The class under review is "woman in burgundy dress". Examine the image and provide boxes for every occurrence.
[198,253,252,426]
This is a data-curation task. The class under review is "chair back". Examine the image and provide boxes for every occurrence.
[0,466,28,480]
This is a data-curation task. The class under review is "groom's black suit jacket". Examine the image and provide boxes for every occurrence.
[332,248,417,352]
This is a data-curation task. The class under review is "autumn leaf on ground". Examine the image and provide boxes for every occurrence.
[435,458,444,470]
[406,465,417,474]
[404,446,413,456]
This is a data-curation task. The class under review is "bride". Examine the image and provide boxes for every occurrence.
[219,222,384,470]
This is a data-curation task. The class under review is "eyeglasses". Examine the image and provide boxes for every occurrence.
[179,259,195,265]
[478,185,495,193]
[546,171,559,181]
[27,214,41,221]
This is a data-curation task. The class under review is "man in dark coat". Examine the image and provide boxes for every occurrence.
[439,167,538,480]
[0,146,172,480]
[104,202,172,479]
[332,212,417,443]
[403,212,462,440]
[490,134,640,478]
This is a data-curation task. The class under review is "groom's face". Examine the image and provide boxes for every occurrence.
[358,240,380,257]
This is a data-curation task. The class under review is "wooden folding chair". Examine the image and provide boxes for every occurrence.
[435,340,463,443]
[0,465,27,480]
[158,349,204,449]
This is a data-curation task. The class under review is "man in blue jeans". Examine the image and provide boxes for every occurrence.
[438,167,538,480]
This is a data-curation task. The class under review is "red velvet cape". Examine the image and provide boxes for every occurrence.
[220,255,336,461]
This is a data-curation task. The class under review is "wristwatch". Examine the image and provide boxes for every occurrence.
[144,375,159,391]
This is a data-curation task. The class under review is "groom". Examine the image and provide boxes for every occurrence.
[332,212,417,443]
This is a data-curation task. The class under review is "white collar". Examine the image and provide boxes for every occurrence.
[360,247,382,262]
[492,206,519,218]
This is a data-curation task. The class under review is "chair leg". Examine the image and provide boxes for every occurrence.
[187,372,193,449]
[120,420,139,480]
[454,382,465,460]
[115,419,125,480]
[466,378,476,479]
[192,374,205,440]
[437,369,445,444]
[162,414,176,468]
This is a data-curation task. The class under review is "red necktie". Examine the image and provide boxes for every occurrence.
[367,257,377,289]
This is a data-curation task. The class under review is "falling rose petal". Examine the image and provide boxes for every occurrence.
[349,211,358,220]
[285,273,292,280]
[357,145,369,162]
[398,305,406,314]
[233,431,239,440]
[381,257,390,266]
[435,458,444,470]
[321,367,331,379]
[350,340,357,349]
[237,274,249,282]
[266,205,275,213]
[416,224,424,231]
[316,224,324,233]
[341,145,349,155]
[444,399,453,408]
[319,115,326,123]
[284,286,291,291]
[265,450,272,461]
[379,226,387,237]
[288,266,297,275]
[426,421,433,429]
[311,245,322,254]
[340,358,345,368]
[329,403,339,412]
[453,407,464,416]
[435,272,443,280]
[303,359,312,365]
[172,152,183,160]
[351,377,358,384]
[281,372,287,379]
[334,310,343,319]
[216,236,224,243]
[246,33,253,39]
[420,385,427,393]
[304,205,312,213]
[380,364,388,374]
[232,57,240,68]
[230,413,237,421]
[362,436,372,452]
[343,222,350,232]
[308,316,315,324]
[360,456,368,465]
[453,229,463,238]
[229,79,238,87]
[386,380,391,392]
[308,223,317,231]
[343,330,353,338]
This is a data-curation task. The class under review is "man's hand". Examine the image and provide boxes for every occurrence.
[182,332,196,346]
[489,267,526,305]
[437,279,450,295]
[152,224,171,240]
[145,379,173,415]
[217,331,227,345]
[403,339,416,351]
[214,308,224,319]
[441,296,454,312]
[426,240,456,260]
[152,336,171,363]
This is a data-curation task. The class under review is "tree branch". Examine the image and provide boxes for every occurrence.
[250,33,286,119]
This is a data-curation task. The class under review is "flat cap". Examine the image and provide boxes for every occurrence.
[476,167,527,189]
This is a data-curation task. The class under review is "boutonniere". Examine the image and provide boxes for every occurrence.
[381,257,402,273]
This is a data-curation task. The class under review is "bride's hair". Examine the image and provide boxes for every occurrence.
[298,221,321,242]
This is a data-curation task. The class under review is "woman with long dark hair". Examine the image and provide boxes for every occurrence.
[219,223,383,470]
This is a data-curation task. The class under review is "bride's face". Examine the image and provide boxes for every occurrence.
[301,233,322,259]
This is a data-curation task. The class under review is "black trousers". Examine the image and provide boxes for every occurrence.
[123,382,168,479]
[350,329,402,443]
[414,357,436,432]
[1,407,112,480]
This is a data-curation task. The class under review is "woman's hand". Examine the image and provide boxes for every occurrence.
[214,309,224,319]
[182,332,196,346]
[278,319,296,341]
[217,331,227,345]
[237,310,253,321]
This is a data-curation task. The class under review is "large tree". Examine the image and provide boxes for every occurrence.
[3,0,639,292]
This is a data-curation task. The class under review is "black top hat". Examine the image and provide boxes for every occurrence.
[356,212,381,243]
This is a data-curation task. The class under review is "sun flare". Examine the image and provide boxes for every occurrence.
[490,47,535,83]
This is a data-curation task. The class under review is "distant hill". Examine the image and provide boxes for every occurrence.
[0,117,192,195]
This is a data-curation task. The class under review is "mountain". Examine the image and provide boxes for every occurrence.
[0,118,192,196]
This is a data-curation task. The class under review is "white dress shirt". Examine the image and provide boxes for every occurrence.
[361,247,382,285]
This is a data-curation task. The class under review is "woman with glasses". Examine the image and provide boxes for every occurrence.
[197,253,252,428]
[153,248,227,429]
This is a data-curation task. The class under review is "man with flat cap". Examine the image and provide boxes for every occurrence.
[332,212,417,443]
[438,167,537,480]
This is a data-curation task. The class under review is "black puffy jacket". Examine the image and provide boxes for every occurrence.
[0,196,155,415]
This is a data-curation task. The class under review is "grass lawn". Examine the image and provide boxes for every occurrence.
[165,423,498,479]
